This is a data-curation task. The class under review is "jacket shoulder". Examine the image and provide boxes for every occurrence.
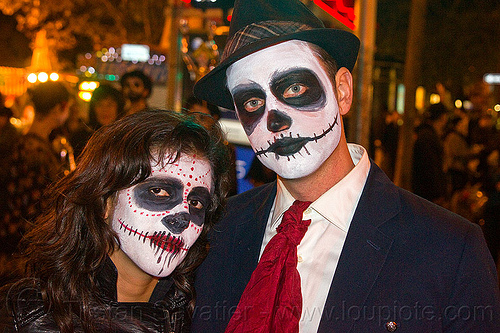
[397,185,479,237]
[0,282,48,332]
[224,182,276,216]
[226,181,276,205]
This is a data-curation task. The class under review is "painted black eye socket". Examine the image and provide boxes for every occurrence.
[187,187,211,211]
[133,177,183,212]
[271,68,325,109]
[231,84,267,136]
[232,86,266,115]
[188,199,204,210]
[187,186,211,227]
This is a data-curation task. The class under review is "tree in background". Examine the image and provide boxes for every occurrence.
[0,0,168,69]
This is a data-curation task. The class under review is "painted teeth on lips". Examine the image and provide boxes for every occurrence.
[269,137,309,156]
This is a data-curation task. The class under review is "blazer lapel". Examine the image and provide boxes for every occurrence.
[230,181,277,298]
[318,161,400,332]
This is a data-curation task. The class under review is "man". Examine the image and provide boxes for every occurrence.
[191,0,500,332]
[412,102,449,205]
[0,81,71,283]
[120,69,152,115]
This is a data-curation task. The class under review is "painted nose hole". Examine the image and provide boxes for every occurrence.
[267,109,292,132]
[161,212,190,234]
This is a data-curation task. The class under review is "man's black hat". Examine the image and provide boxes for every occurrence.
[193,0,360,110]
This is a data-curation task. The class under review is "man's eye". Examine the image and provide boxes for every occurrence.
[283,84,307,98]
[149,187,169,197]
[243,98,265,112]
[188,199,204,210]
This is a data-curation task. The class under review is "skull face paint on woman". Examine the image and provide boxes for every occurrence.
[108,153,212,278]
[226,40,341,179]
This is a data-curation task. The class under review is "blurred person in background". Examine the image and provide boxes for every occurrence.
[0,93,20,159]
[467,81,491,144]
[0,95,20,268]
[0,110,231,332]
[70,84,125,158]
[470,113,500,186]
[120,70,152,115]
[443,112,482,195]
[244,157,276,188]
[183,95,221,130]
[380,109,400,180]
[0,81,71,284]
[412,102,449,206]
[183,95,238,196]
[47,95,80,173]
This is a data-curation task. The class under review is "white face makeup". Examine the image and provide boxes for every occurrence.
[109,153,212,277]
[226,40,341,179]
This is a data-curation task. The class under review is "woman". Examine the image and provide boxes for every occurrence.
[87,84,126,129]
[0,110,230,332]
[70,84,126,158]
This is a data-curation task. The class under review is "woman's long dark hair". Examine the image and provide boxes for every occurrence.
[18,109,231,332]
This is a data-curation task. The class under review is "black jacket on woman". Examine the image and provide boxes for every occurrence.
[0,257,190,333]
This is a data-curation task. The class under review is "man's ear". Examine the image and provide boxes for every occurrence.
[335,67,353,116]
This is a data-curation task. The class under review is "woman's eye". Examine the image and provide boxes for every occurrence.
[283,84,307,98]
[188,199,204,210]
[243,98,265,112]
[149,187,169,197]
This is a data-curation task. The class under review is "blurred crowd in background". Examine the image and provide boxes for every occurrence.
[0,69,499,286]
[374,81,500,267]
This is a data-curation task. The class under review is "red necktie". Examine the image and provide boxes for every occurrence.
[225,200,312,333]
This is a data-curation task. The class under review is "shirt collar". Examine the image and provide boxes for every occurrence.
[271,144,370,231]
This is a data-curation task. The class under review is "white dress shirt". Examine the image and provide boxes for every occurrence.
[259,144,370,332]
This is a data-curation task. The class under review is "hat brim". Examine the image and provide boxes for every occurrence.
[194,28,360,111]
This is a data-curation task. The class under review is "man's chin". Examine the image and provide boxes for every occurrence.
[264,160,320,180]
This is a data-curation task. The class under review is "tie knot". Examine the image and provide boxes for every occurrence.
[277,200,312,245]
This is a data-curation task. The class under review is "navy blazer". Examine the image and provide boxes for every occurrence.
[192,161,500,332]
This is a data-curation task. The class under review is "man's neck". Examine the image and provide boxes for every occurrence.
[279,139,355,202]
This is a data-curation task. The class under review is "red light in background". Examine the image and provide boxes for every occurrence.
[313,0,356,30]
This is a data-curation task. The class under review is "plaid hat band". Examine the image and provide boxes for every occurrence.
[221,21,313,62]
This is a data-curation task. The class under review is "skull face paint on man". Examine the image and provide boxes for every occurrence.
[109,153,212,278]
[226,40,341,179]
